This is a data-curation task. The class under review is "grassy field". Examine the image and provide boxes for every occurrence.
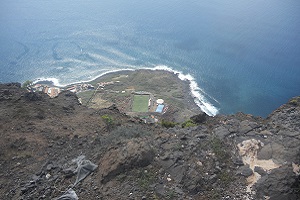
[132,95,149,112]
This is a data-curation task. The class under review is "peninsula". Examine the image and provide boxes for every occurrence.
[32,69,204,122]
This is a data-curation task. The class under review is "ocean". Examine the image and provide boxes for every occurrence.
[1,0,300,117]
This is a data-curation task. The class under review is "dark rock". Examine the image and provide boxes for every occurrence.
[194,133,208,139]
[99,139,155,183]
[254,166,267,176]
[236,165,253,177]
[257,143,273,160]
[182,168,203,195]
[232,157,244,166]
[4,82,21,88]
[168,165,186,183]
[255,164,299,199]
[190,112,208,124]
[24,92,44,101]
[108,104,119,112]
[239,120,256,134]
[3,89,11,96]
[257,142,286,163]
[213,126,230,139]
[20,187,28,194]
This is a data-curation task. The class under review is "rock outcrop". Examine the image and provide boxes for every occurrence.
[98,139,155,183]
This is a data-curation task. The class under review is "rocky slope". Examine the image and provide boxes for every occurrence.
[0,83,299,200]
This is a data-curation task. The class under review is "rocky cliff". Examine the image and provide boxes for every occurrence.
[0,83,299,200]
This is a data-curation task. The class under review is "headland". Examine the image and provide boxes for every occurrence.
[32,69,205,122]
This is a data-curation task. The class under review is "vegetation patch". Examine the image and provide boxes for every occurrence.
[101,114,114,130]
[289,98,299,106]
[161,120,177,128]
[182,119,197,128]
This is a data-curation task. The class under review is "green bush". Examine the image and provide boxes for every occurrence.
[289,99,298,106]
[161,120,177,128]
[182,119,197,128]
[101,115,114,126]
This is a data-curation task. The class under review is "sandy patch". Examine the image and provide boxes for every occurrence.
[237,139,281,193]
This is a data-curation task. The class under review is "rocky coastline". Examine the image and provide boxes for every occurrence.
[0,82,299,199]
[34,69,205,122]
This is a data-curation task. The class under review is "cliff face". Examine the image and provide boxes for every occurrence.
[0,83,299,200]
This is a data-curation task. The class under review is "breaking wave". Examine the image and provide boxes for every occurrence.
[151,65,219,116]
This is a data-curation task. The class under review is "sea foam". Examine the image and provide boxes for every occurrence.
[151,65,219,116]
[32,77,62,87]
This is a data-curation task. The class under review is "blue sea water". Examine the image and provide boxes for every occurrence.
[1,0,300,117]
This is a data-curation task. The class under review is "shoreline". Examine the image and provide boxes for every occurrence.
[34,66,219,116]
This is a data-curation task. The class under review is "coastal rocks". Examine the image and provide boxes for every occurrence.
[98,139,155,183]
[267,97,300,132]
[190,112,208,124]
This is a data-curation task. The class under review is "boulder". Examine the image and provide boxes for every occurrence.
[190,112,208,124]
[257,142,286,163]
[213,126,230,139]
[255,164,299,199]
[254,166,267,176]
[98,139,155,183]
[236,165,253,177]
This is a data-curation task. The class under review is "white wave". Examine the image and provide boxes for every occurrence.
[65,68,139,87]
[32,77,62,87]
[148,65,219,116]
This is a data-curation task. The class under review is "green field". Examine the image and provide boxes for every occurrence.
[132,95,149,112]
